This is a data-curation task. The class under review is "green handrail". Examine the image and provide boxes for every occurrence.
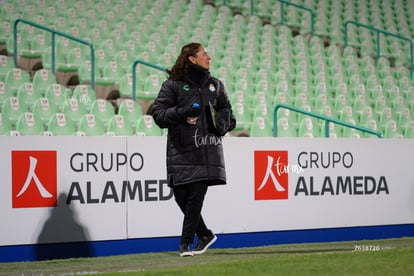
[278,0,315,36]
[273,103,383,138]
[132,59,166,101]
[13,18,96,89]
[344,20,413,78]
[221,0,314,31]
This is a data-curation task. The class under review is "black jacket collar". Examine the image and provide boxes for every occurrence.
[185,63,210,87]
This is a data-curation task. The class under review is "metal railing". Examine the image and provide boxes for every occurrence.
[132,60,166,101]
[278,0,314,36]
[220,0,315,35]
[13,18,96,89]
[344,20,414,78]
[273,103,383,138]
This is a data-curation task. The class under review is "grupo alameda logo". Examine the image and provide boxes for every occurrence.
[12,151,57,208]
[254,150,304,200]
[254,151,290,200]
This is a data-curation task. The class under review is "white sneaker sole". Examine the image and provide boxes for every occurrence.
[193,235,217,255]
[179,251,194,257]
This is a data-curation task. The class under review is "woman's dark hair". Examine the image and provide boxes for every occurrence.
[167,42,202,80]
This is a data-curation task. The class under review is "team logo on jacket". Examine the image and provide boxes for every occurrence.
[209,83,216,92]
[254,151,289,200]
[183,84,190,91]
[12,150,57,208]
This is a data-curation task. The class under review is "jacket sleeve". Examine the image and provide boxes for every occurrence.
[214,79,237,135]
[152,80,186,128]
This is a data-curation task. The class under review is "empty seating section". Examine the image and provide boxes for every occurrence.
[0,0,413,137]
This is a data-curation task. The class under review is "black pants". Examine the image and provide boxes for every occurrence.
[173,182,211,245]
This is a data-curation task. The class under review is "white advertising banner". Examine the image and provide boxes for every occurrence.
[0,136,413,246]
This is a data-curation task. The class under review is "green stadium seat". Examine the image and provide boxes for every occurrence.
[252,102,272,126]
[383,119,404,138]
[395,107,411,127]
[106,114,134,136]
[101,60,124,85]
[0,21,12,49]
[0,81,13,106]
[249,116,273,137]
[275,117,297,137]
[4,68,31,95]
[232,102,252,132]
[32,69,56,94]
[0,55,14,81]
[117,73,133,98]
[47,112,76,136]
[25,34,48,59]
[298,117,319,138]
[17,82,41,109]
[44,83,71,111]
[1,96,28,126]
[15,112,44,135]
[89,99,115,127]
[66,47,90,69]
[403,121,414,138]
[0,112,13,135]
[117,99,143,125]
[61,97,87,127]
[77,113,106,136]
[135,114,163,136]
[42,49,76,87]
[73,84,96,111]
[31,97,59,127]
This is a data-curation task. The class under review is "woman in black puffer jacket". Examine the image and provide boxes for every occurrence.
[152,42,236,257]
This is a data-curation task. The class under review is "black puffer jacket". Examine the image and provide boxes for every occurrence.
[152,65,236,187]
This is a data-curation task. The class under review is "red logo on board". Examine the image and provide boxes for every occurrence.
[254,151,289,200]
[12,151,57,208]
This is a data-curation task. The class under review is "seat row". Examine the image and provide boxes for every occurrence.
[0,105,162,137]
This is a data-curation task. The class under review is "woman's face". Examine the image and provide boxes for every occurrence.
[189,46,211,70]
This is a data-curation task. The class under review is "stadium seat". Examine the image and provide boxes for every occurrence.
[395,107,411,127]
[0,112,13,135]
[106,114,134,136]
[31,97,59,127]
[17,82,41,109]
[298,117,319,138]
[232,102,252,132]
[15,112,44,135]
[73,84,96,111]
[77,113,106,136]
[135,114,162,136]
[41,45,67,71]
[275,117,297,137]
[383,120,404,138]
[101,60,124,85]
[1,96,28,126]
[44,83,71,111]
[66,47,90,69]
[117,73,134,99]
[0,55,14,81]
[26,34,48,60]
[140,73,164,101]
[61,97,87,127]
[32,69,57,93]
[117,99,143,125]
[4,68,31,95]
[403,121,414,138]
[364,119,381,138]
[47,112,76,136]
[249,116,273,137]
[0,81,13,106]
[89,99,115,126]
